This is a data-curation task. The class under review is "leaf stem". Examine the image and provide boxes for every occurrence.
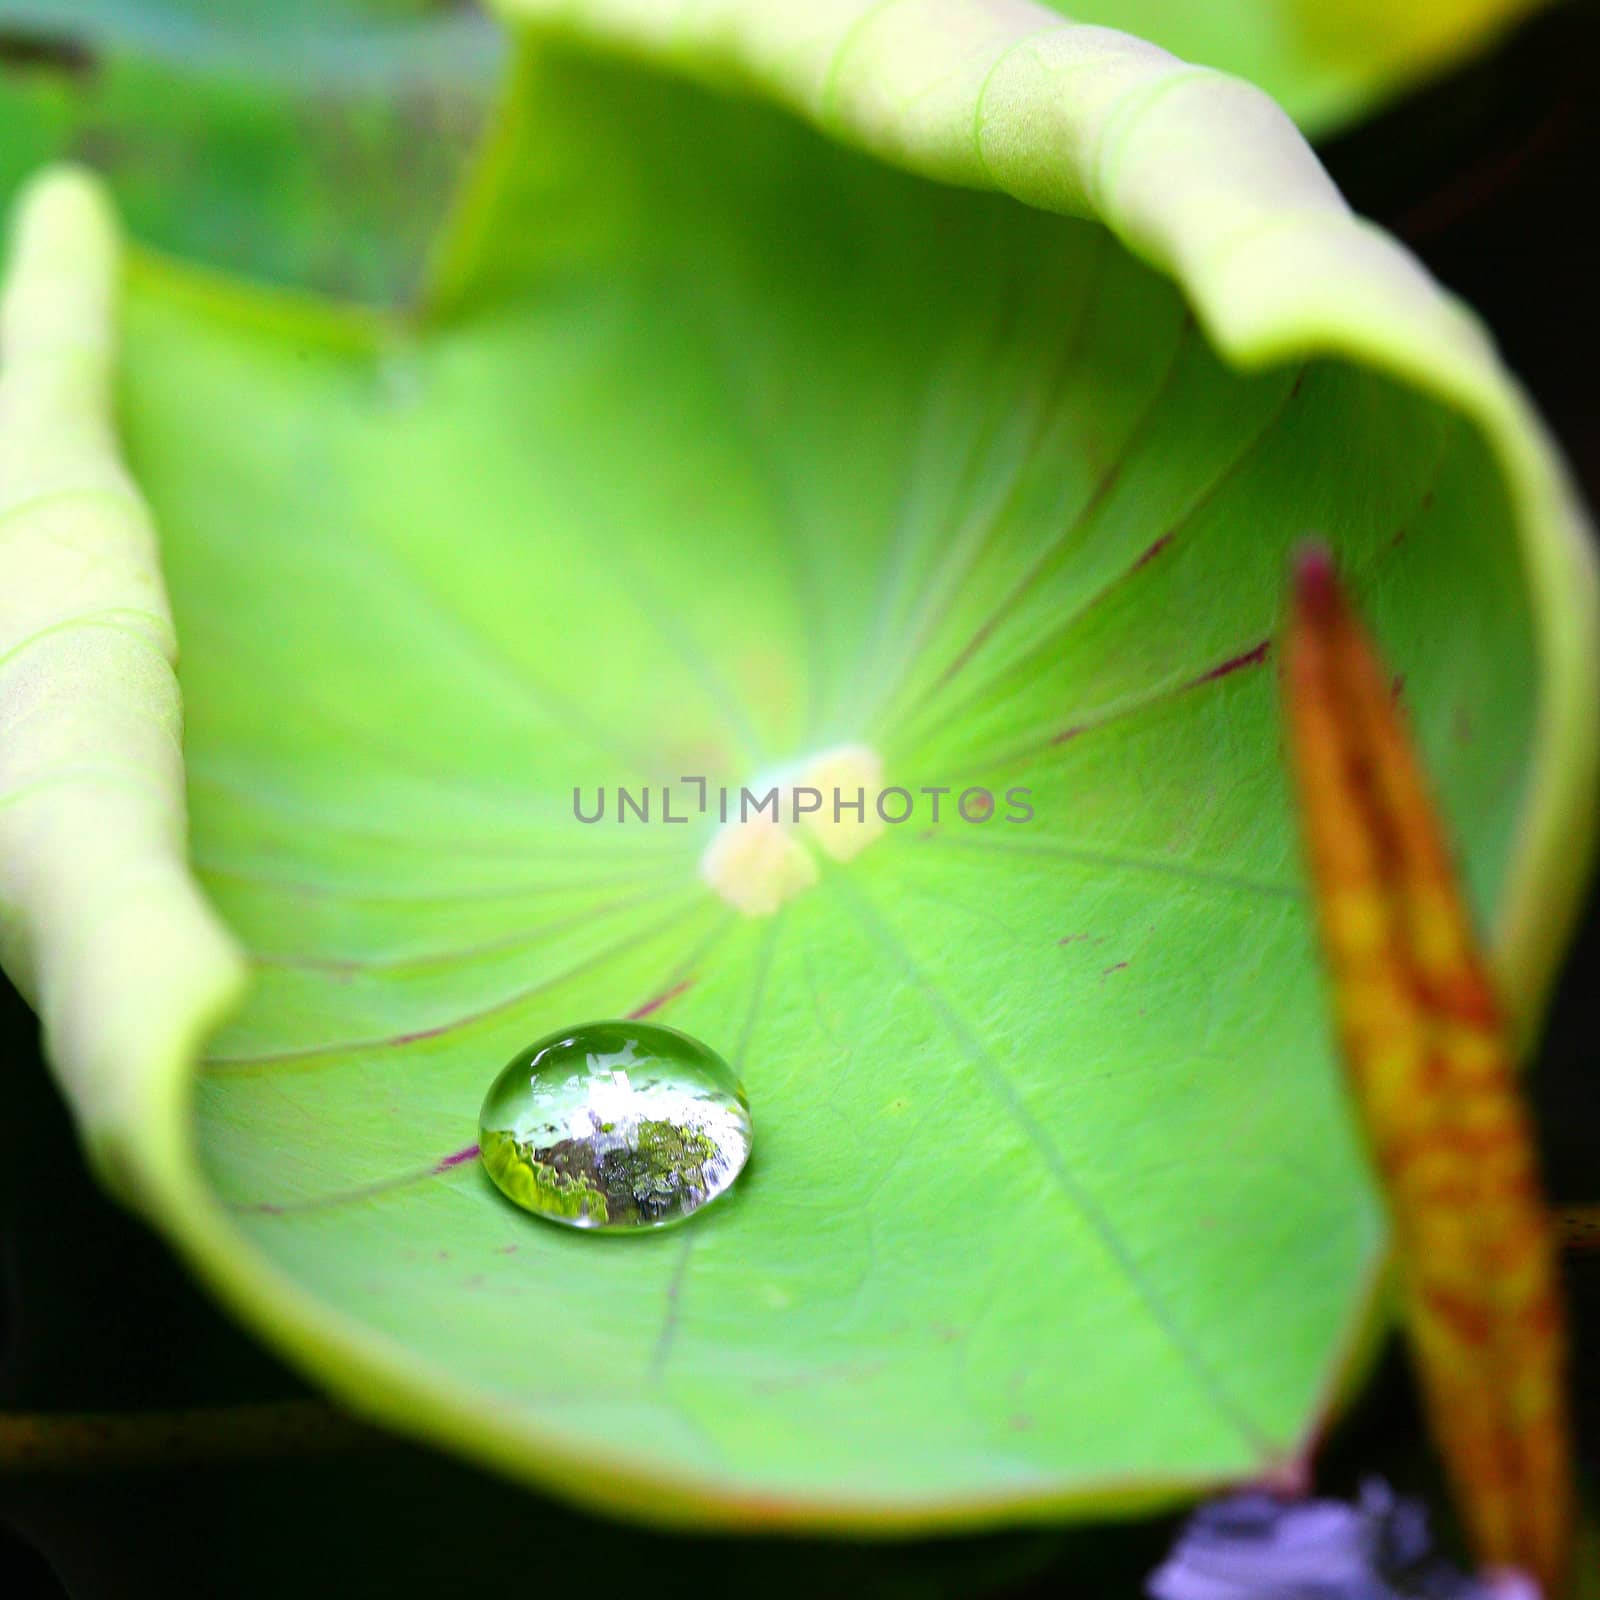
[0,1401,375,1475]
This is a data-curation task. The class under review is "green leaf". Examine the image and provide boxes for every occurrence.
[2,2,1596,1530]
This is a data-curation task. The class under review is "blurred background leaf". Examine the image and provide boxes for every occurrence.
[1035,0,1547,135]
[0,0,500,301]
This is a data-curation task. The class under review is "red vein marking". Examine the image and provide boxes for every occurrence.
[1052,637,1273,746]
[233,1143,481,1216]
[629,977,696,1019]
[1189,638,1272,686]
[900,319,1201,719]
[1132,530,1175,570]
[203,901,703,1070]
[889,350,1303,748]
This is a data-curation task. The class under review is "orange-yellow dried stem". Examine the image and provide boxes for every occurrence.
[1283,546,1571,1595]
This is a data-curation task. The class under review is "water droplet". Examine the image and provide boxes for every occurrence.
[478,1020,752,1230]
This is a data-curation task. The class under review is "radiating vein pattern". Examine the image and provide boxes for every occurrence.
[121,48,1542,1516]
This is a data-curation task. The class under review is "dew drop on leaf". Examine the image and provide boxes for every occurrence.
[478,1021,753,1231]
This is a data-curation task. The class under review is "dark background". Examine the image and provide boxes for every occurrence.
[2,3,1598,1593]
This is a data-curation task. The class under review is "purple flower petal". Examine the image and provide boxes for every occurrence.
[1146,1481,1499,1600]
